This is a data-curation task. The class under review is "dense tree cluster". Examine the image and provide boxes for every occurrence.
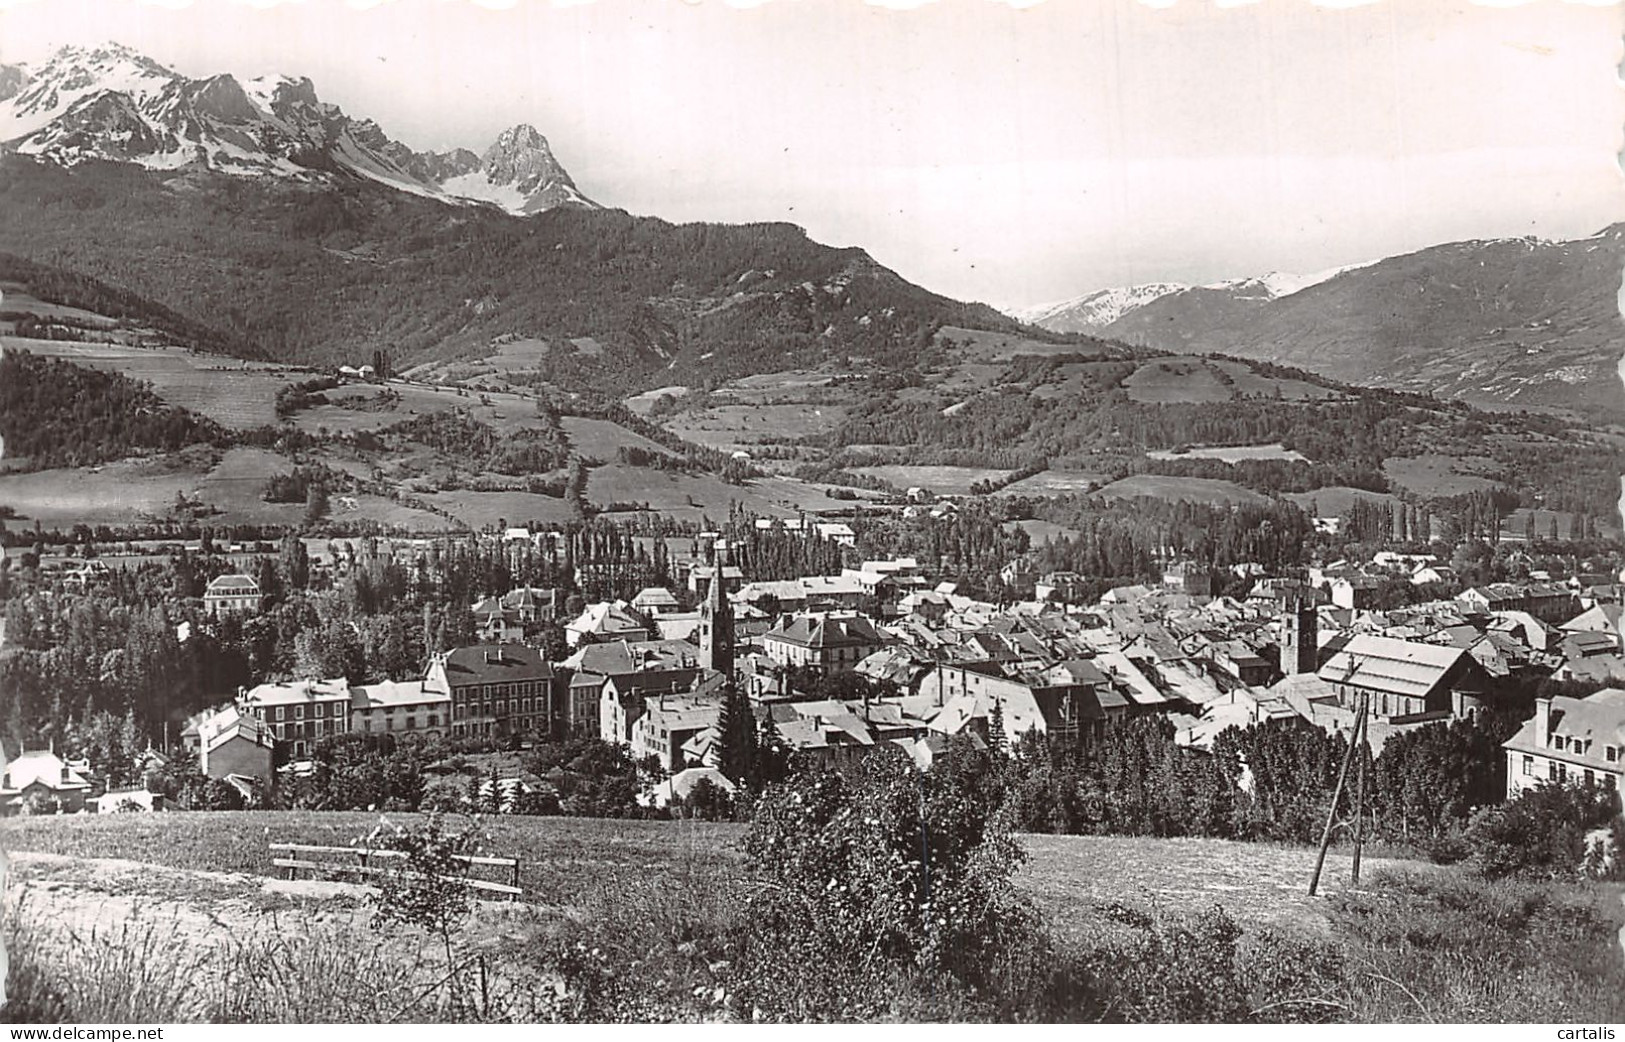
[0,350,228,470]
[383,410,571,477]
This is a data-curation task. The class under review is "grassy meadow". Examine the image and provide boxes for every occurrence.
[5,813,1624,1023]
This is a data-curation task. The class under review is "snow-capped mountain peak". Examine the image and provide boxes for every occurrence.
[0,41,179,142]
[439,122,595,213]
[0,43,596,215]
[1012,281,1187,332]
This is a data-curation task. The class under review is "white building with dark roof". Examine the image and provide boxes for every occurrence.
[0,749,92,815]
[204,573,263,618]
[240,678,352,757]
[1503,688,1625,797]
[763,613,886,673]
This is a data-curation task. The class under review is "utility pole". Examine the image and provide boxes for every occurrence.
[1309,688,1369,896]
[1350,693,1369,884]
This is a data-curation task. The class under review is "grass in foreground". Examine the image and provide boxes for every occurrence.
[5,815,1624,1023]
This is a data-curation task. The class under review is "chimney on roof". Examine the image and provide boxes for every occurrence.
[1535,696,1552,747]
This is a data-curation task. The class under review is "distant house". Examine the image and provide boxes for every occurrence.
[1503,688,1625,797]
[470,597,523,642]
[94,789,164,813]
[631,586,682,617]
[763,613,886,673]
[502,586,557,623]
[918,661,1121,746]
[195,707,276,788]
[686,563,745,599]
[630,697,723,772]
[1162,563,1217,598]
[1208,640,1274,687]
[1036,571,1090,603]
[1411,564,1456,587]
[0,750,92,815]
[1329,576,1383,610]
[204,574,263,618]
[1562,603,1623,645]
[639,766,737,811]
[564,601,652,648]
[814,522,857,547]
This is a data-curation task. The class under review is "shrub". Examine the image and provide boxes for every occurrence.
[1465,781,1622,880]
[363,814,487,1013]
[743,748,1031,989]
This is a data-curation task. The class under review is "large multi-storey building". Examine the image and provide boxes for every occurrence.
[425,644,555,740]
[1503,688,1625,797]
[763,613,885,673]
[239,678,354,758]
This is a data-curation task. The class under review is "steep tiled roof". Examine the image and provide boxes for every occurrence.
[442,644,552,685]
[1318,634,1464,699]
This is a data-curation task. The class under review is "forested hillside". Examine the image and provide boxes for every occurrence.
[0,349,229,469]
[0,156,1038,389]
[0,252,253,357]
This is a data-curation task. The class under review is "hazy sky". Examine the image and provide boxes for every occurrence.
[1,0,1621,308]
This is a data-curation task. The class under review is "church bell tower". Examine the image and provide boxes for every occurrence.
[700,539,735,676]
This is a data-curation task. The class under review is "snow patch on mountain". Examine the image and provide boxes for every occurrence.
[1012,282,1187,329]
[0,42,597,216]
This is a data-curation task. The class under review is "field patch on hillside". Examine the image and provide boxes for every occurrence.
[1123,357,1342,405]
[624,385,690,416]
[1383,454,1502,497]
[1,813,1399,938]
[850,465,1012,495]
[1017,833,1419,940]
[1004,518,1083,545]
[291,383,556,438]
[1147,443,1308,463]
[417,489,577,529]
[587,464,794,522]
[664,403,847,455]
[0,282,119,326]
[996,469,1109,495]
[935,325,1091,363]
[0,458,202,527]
[5,338,289,428]
[1094,474,1269,507]
[558,416,677,462]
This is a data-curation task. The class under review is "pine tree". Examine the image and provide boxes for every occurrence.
[716,683,758,785]
[987,698,1008,757]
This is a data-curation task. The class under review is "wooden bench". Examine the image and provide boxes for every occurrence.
[269,843,523,898]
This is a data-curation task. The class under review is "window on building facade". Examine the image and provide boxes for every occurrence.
[1585,769,1595,786]
[1607,746,1619,762]
[276,706,285,721]
[295,705,305,720]
[1522,755,1534,776]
